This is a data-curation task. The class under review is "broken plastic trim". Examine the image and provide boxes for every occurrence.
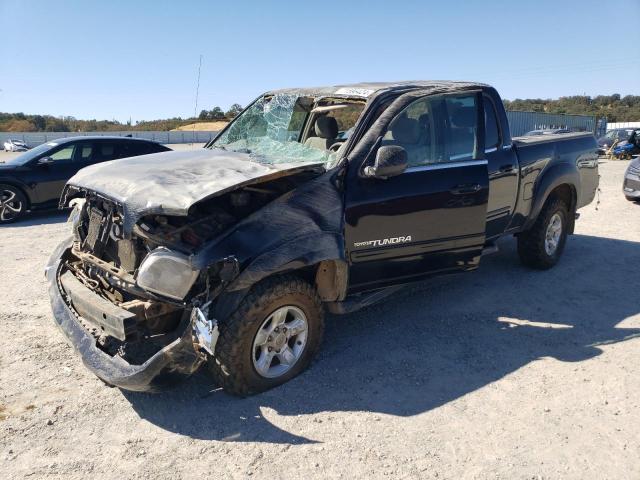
[191,302,219,356]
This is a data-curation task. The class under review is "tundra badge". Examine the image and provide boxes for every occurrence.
[353,236,412,248]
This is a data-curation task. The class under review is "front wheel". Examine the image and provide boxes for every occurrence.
[208,275,324,396]
[517,197,569,270]
[0,185,27,224]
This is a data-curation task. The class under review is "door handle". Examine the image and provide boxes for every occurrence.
[499,164,515,173]
[450,183,482,195]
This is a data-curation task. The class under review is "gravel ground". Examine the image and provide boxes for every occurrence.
[0,153,638,479]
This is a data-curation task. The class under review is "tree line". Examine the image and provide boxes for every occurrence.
[503,94,640,122]
[0,104,245,133]
[2,94,639,132]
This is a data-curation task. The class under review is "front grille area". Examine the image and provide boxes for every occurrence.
[84,206,106,252]
[76,197,143,273]
[628,164,640,175]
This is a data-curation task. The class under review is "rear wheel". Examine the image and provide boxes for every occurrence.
[0,185,27,224]
[208,275,324,396]
[517,197,569,270]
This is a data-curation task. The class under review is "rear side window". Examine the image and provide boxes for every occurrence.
[117,141,148,158]
[382,93,479,167]
[483,96,500,150]
[145,142,169,153]
[94,142,117,161]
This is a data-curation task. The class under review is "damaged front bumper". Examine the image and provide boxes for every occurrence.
[45,238,216,392]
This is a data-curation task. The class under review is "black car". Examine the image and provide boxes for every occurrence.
[0,136,170,223]
[623,157,640,202]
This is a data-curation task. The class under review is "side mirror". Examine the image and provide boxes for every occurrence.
[364,145,408,179]
[37,157,54,165]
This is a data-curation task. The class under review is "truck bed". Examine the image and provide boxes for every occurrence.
[513,131,595,145]
[511,132,599,216]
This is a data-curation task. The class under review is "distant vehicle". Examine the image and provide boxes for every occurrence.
[623,157,640,201]
[3,139,29,152]
[613,130,640,160]
[0,136,171,223]
[524,128,571,136]
[597,128,637,155]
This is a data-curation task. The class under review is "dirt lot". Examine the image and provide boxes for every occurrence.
[0,153,638,479]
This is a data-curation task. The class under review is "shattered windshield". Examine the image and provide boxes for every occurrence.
[209,94,363,166]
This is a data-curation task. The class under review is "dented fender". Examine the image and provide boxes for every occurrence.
[192,170,347,316]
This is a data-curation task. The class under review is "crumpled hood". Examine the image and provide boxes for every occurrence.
[64,148,325,233]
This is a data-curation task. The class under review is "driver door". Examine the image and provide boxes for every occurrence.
[345,91,489,292]
[32,141,92,205]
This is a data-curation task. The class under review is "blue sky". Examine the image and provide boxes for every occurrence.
[1,0,639,122]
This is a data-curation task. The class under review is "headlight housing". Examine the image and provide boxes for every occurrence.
[136,248,199,300]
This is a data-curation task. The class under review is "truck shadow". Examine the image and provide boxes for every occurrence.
[124,234,640,444]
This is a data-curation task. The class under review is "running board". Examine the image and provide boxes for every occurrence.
[326,285,404,315]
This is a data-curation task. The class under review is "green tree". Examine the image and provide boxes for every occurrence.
[225,103,243,119]
[210,106,224,120]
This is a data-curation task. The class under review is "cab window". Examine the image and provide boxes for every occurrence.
[382,93,479,167]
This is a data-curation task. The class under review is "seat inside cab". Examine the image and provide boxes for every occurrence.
[303,102,365,152]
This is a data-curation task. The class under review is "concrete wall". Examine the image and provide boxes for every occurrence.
[0,130,218,147]
[505,111,602,137]
[606,122,640,130]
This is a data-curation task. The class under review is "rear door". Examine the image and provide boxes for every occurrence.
[345,91,489,292]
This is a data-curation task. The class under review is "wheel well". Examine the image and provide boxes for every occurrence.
[548,184,575,210]
[0,182,31,210]
[547,183,577,233]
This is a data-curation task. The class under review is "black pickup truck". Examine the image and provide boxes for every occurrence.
[46,81,599,395]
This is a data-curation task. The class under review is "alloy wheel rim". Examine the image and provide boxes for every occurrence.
[252,305,308,379]
[0,189,22,221]
[544,212,563,255]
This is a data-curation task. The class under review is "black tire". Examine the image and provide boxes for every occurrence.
[208,275,324,396]
[0,184,27,224]
[517,197,569,270]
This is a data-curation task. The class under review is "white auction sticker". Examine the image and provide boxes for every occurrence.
[334,87,375,97]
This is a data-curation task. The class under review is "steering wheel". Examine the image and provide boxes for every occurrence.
[328,142,344,152]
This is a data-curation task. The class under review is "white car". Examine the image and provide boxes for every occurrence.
[3,139,29,152]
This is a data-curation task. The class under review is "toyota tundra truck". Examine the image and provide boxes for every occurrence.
[46,81,599,395]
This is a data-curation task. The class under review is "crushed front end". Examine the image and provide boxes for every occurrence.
[45,193,233,391]
[45,139,338,392]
